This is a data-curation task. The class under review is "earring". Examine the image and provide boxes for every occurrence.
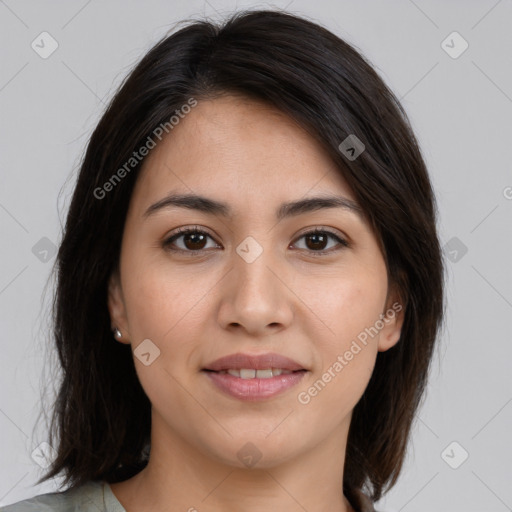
[113,328,122,340]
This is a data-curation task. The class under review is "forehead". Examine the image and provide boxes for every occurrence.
[131,94,356,216]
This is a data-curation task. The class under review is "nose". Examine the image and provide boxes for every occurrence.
[217,238,293,337]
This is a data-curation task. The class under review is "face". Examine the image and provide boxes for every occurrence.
[108,94,403,470]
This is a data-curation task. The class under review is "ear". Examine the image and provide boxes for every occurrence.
[377,284,406,352]
[107,268,131,344]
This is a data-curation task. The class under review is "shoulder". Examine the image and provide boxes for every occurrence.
[0,480,109,512]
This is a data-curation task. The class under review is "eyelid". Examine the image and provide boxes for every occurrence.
[292,225,348,244]
[289,227,349,255]
[162,225,349,254]
[163,225,221,252]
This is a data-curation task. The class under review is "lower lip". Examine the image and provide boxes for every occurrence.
[203,370,307,401]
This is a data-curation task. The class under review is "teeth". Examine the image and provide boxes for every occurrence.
[254,369,273,379]
[240,369,257,379]
[224,368,293,379]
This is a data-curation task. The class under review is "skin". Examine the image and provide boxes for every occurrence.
[108,94,404,512]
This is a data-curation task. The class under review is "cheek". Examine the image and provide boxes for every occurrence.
[121,265,206,396]
[297,282,382,419]
[303,266,387,344]
[298,265,386,401]
[121,260,223,389]
[122,255,209,339]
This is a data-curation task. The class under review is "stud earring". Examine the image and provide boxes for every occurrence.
[113,328,122,340]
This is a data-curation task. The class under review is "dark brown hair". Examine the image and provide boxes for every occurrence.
[36,9,445,504]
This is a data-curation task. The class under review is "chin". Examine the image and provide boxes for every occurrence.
[206,431,302,469]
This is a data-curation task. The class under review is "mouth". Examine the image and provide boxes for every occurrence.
[205,368,302,378]
[202,352,308,401]
[203,352,306,372]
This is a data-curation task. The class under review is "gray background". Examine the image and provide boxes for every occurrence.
[1,0,511,510]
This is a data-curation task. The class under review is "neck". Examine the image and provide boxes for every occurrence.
[110,410,355,512]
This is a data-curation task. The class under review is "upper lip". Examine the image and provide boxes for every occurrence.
[203,352,306,371]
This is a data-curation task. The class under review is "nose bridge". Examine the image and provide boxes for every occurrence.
[233,234,279,295]
[217,233,292,333]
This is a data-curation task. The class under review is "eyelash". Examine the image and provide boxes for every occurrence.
[162,226,349,257]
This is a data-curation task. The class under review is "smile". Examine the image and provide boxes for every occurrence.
[203,369,307,401]
[219,368,293,378]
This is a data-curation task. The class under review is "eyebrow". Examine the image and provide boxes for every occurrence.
[143,192,364,221]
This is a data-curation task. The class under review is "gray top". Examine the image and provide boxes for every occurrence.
[1,480,377,512]
[0,481,126,512]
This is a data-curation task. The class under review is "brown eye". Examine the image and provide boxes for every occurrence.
[163,226,348,256]
[293,229,348,254]
[304,232,328,250]
[181,232,208,250]
[163,228,219,253]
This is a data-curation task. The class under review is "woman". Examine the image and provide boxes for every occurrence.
[3,9,444,512]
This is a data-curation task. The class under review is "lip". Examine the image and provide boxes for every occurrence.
[203,370,307,401]
[202,352,308,401]
[203,352,306,372]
